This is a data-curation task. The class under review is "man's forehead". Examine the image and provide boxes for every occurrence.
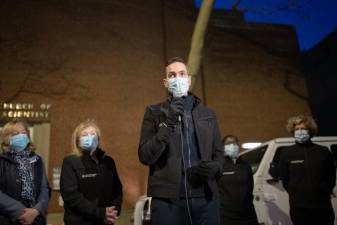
[166,62,187,72]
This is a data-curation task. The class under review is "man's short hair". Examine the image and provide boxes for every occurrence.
[165,57,186,67]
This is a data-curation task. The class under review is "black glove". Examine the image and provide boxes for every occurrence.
[187,161,220,184]
[166,98,184,126]
[187,166,204,187]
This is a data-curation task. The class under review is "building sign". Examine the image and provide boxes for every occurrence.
[0,103,51,122]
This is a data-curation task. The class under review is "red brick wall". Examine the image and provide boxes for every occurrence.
[0,0,310,213]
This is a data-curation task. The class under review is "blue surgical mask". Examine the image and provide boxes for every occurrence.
[294,129,310,143]
[168,77,189,98]
[224,144,239,159]
[10,134,30,152]
[79,134,98,151]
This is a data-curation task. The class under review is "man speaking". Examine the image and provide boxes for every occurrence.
[138,57,223,225]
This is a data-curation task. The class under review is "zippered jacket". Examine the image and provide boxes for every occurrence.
[0,152,49,225]
[138,94,223,199]
[60,149,123,225]
[279,141,336,208]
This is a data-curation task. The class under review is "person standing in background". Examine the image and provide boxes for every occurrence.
[0,119,49,225]
[217,135,258,225]
[60,120,123,225]
[279,115,336,225]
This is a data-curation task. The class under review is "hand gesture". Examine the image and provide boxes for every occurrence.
[167,98,184,126]
[18,208,40,225]
[104,206,118,224]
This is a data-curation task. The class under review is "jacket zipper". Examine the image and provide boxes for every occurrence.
[184,111,192,196]
[303,145,312,189]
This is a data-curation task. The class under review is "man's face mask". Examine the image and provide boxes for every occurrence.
[79,134,98,151]
[10,133,30,152]
[224,144,239,159]
[294,129,310,143]
[167,77,189,98]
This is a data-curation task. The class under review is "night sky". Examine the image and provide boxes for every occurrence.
[195,0,337,51]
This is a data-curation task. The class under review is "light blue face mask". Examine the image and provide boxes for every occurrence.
[10,133,30,152]
[167,77,189,98]
[224,144,239,159]
[79,134,98,151]
[294,129,310,143]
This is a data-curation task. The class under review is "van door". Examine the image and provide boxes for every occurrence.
[263,145,293,225]
[239,145,269,224]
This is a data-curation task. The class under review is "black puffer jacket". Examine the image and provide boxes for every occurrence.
[217,157,258,225]
[138,94,223,199]
[60,149,123,225]
[0,152,49,225]
[279,141,336,208]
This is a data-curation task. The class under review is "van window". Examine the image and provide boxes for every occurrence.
[239,145,268,174]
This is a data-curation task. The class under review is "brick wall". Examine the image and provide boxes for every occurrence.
[0,0,310,213]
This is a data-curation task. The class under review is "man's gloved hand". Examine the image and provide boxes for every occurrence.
[187,166,204,187]
[166,98,184,126]
[187,161,220,186]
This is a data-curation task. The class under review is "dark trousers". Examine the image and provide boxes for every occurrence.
[290,205,335,225]
[150,197,220,225]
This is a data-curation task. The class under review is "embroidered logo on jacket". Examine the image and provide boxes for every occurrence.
[222,171,235,175]
[290,160,304,164]
[81,173,97,178]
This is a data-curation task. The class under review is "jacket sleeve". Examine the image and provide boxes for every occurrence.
[110,159,123,216]
[0,159,26,220]
[211,113,224,178]
[138,106,171,165]
[324,150,336,194]
[60,156,105,220]
[278,151,289,191]
[33,158,49,216]
[0,190,26,220]
[247,163,255,196]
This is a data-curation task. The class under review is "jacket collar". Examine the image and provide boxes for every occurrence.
[225,156,242,164]
[166,92,201,107]
[295,139,313,147]
[0,153,16,163]
[0,150,36,164]
[82,148,106,162]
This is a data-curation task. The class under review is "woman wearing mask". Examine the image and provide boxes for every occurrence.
[0,120,49,225]
[279,115,335,225]
[60,120,123,225]
[217,135,258,225]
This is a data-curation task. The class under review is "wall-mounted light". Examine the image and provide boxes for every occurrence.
[241,142,261,150]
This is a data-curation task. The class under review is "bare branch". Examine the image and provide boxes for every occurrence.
[231,0,313,18]
[231,0,242,11]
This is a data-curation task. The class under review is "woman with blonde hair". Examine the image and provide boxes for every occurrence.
[0,119,49,225]
[279,115,336,225]
[60,120,123,225]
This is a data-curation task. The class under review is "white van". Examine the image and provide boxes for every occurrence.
[239,137,337,225]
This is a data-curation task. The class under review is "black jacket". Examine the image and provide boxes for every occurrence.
[60,149,123,225]
[279,141,336,208]
[0,152,49,225]
[217,157,258,225]
[138,94,223,199]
